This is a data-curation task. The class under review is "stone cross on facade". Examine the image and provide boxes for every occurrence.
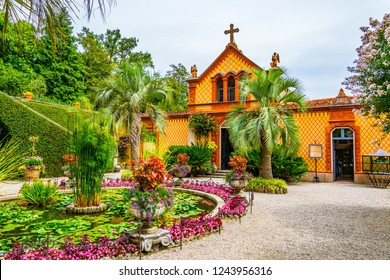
[224,23,239,44]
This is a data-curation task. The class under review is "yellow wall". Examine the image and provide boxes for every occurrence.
[157,118,189,153]
[356,114,390,155]
[294,111,330,173]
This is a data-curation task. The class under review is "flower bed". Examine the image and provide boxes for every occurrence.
[3,235,138,260]
[181,180,235,201]
[2,180,248,259]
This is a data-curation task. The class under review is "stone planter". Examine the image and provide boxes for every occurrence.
[174,174,186,186]
[129,203,165,234]
[229,179,248,195]
[25,169,40,181]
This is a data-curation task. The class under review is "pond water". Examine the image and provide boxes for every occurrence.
[0,189,216,255]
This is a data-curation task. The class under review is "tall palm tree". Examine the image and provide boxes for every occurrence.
[226,67,307,179]
[97,61,167,166]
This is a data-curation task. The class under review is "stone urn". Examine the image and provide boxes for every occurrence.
[229,179,248,195]
[129,203,165,234]
[129,203,171,251]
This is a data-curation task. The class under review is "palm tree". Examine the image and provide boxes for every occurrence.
[226,67,307,179]
[0,0,115,45]
[97,61,167,166]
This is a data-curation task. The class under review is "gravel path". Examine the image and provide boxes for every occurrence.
[140,181,390,260]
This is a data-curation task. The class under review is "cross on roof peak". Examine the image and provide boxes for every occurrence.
[224,23,239,46]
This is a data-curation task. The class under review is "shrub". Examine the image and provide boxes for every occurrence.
[0,92,70,177]
[188,113,217,143]
[0,135,29,180]
[232,145,308,181]
[120,169,133,181]
[19,180,61,207]
[72,119,116,207]
[246,177,288,194]
[164,144,212,176]
[271,146,309,181]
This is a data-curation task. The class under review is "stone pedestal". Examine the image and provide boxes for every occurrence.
[129,228,171,252]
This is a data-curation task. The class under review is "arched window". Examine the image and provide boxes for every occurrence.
[217,78,223,102]
[228,77,235,101]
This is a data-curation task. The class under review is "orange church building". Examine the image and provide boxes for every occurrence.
[143,25,390,185]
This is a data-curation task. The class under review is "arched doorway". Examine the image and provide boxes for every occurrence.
[220,122,234,170]
[332,127,354,180]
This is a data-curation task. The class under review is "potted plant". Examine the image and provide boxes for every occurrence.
[21,136,45,181]
[22,156,45,181]
[225,155,252,194]
[169,153,191,185]
[24,91,33,100]
[128,156,173,233]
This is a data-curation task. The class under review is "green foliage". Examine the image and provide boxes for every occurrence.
[164,144,212,175]
[72,118,116,207]
[246,177,288,194]
[120,169,133,181]
[19,180,62,207]
[271,146,309,181]
[97,29,153,66]
[33,11,86,103]
[20,100,76,128]
[0,91,70,176]
[96,61,166,164]
[0,134,29,180]
[227,67,307,179]
[77,27,113,104]
[0,62,33,96]
[189,113,218,143]
[163,63,190,112]
[232,145,309,181]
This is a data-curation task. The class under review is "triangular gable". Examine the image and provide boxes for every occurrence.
[189,44,262,105]
[195,44,261,83]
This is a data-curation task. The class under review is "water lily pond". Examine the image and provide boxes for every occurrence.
[0,188,216,255]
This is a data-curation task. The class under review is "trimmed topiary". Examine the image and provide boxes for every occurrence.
[246,177,288,194]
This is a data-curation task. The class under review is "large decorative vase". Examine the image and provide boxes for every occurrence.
[25,169,40,181]
[129,203,171,252]
[129,203,165,234]
[174,173,185,186]
[230,179,248,195]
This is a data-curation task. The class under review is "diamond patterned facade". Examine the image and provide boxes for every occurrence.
[142,27,390,185]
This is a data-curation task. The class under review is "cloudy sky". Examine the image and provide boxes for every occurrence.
[73,0,389,100]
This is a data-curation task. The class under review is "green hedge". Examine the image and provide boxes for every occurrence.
[0,92,71,177]
[246,177,288,194]
[20,99,103,130]
[20,100,74,128]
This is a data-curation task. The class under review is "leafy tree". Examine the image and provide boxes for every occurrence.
[164,63,190,111]
[97,61,167,165]
[0,62,32,95]
[77,27,112,103]
[226,67,307,179]
[343,14,390,132]
[98,29,153,66]
[34,10,86,103]
[0,12,39,96]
